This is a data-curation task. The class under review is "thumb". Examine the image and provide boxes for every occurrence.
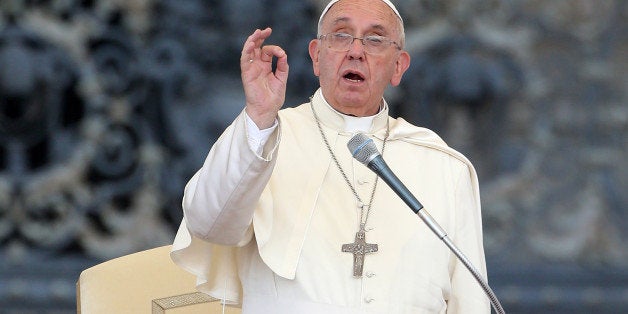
[275,53,289,83]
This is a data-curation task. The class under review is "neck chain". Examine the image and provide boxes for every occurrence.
[311,100,389,277]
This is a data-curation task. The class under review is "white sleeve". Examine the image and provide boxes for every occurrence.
[181,109,280,246]
[245,112,278,156]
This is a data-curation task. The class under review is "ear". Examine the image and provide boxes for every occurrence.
[390,50,411,87]
[309,39,321,76]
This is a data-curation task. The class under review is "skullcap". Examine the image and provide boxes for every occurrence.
[318,0,403,26]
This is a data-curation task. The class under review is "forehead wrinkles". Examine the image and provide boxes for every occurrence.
[330,16,389,34]
[322,4,398,33]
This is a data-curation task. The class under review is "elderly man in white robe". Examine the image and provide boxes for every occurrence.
[171,0,491,313]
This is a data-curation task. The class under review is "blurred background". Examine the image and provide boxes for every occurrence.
[0,0,625,313]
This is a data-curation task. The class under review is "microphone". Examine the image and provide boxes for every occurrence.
[347,133,505,314]
[348,133,424,214]
[347,133,446,238]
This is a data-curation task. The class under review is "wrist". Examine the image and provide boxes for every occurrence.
[245,107,278,130]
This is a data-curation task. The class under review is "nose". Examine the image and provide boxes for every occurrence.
[347,38,365,60]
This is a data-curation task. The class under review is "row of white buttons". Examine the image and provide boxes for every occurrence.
[364,271,376,303]
[359,176,375,305]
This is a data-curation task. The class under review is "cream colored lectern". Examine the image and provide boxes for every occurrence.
[76,245,241,314]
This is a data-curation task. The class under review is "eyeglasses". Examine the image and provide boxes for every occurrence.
[318,33,401,54]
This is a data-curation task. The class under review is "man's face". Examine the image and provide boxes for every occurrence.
[309,0,410,116]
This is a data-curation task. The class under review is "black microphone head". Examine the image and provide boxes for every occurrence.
[347,133,380,165]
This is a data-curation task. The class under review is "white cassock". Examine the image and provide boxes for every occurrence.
[171,89,490,313]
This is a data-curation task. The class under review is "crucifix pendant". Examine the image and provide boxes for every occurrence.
[342,228,378,277]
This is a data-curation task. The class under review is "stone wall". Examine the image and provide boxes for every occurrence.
[0,0,626,312]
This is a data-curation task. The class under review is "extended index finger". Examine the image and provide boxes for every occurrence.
[242,28,272,60]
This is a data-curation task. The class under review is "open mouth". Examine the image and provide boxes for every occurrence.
[343,71,365,83]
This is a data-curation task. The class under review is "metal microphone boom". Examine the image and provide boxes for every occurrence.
[347,133,506,314]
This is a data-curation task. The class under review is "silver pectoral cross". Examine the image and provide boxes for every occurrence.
[342,229,378,277]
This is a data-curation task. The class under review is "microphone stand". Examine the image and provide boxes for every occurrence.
[348,133,506,313]
[416,210,505,314]
[372,156,505,313]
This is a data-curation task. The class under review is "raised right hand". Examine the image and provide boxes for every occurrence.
[240,28,289,129]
